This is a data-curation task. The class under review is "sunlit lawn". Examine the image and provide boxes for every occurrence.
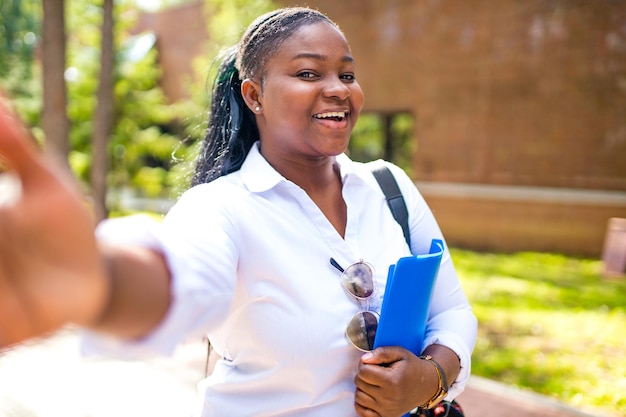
[452,249,626,417]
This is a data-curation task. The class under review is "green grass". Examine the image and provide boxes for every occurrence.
[452,249,626,417]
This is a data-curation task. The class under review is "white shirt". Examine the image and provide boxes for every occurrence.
[89,142,477,417]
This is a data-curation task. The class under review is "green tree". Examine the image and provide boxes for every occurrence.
[0,0,39,79]
[91,0,115,221]
[349,113,414,176]
[0,0,41,129]
[64,1,192,208]
[42,0,70,163]
[157,0,279,194]
[204,0,276,47]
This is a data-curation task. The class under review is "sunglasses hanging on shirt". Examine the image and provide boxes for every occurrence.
[330,257,379,352]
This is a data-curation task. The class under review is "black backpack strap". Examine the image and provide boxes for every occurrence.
[370,163,411,248]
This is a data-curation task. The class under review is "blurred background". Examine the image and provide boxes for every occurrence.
[0,1,625,416]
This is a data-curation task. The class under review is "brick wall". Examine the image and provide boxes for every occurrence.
[132,2,209,102]
[138,1,626,256]
[295,0,626,191]
[283,0,626,256]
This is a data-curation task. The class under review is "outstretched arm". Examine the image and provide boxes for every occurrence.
[0,96,171,349]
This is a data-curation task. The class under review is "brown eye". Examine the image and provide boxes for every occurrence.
[297,71,318,79]
[340,73,355,82]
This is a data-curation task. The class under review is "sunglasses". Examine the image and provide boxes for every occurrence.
[330,257,379,351]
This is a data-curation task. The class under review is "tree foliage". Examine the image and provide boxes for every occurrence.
[3,0,404,208]
[0,0,39,79]
[204,0,276,47]
[161,0,279,194]
[0,0,41,131]
[62,1,194,202]
[349,113,414,176]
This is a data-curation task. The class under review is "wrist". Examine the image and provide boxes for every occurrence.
[418,355,449,409]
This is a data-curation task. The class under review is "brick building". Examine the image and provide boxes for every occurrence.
[135,0,626,257]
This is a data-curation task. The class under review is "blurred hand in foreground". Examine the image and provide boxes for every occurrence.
[0,95,109,349]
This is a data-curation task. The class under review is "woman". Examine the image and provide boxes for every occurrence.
[0,7,476,417]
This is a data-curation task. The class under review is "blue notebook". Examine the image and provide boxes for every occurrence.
[373,239,444,354]
[373,239,444,417]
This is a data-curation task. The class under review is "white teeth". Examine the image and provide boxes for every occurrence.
[314,111,347,119]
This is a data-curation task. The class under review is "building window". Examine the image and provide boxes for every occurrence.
[348,112,414,175]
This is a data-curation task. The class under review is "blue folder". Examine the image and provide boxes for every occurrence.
[373,239,444,354]
[373,239,444,417]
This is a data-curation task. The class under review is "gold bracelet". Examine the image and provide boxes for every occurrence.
[418,355,449,409]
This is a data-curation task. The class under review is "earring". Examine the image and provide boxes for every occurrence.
[255,106,261,112]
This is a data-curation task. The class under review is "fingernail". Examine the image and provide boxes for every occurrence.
[361,352,373,361]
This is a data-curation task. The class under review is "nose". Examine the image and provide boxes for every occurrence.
[323,76,351,100]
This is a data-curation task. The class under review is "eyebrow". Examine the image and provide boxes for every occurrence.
[292,52,355,63]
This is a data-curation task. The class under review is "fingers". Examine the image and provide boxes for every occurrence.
[361,345,409,366]
[0,94,80,204]
[356,347,422,416]
[354,364,386,411]
[0,93,41,176]
[355,384,388,417]
[358,346,423,389]
[354,400,382,417]
[355,385,407,417]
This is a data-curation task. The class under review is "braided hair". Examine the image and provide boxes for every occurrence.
[191,7,340,186]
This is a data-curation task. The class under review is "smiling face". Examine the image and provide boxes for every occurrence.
[245,21,365,168]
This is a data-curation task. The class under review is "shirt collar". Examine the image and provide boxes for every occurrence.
[240,142,362,193]
[240,142,283,193]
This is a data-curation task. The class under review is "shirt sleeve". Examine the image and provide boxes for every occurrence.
[82,214,186,358]
[386,163,478,399]
[82,185,240,359]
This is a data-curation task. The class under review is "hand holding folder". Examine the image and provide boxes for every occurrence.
[372,239,444,417]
